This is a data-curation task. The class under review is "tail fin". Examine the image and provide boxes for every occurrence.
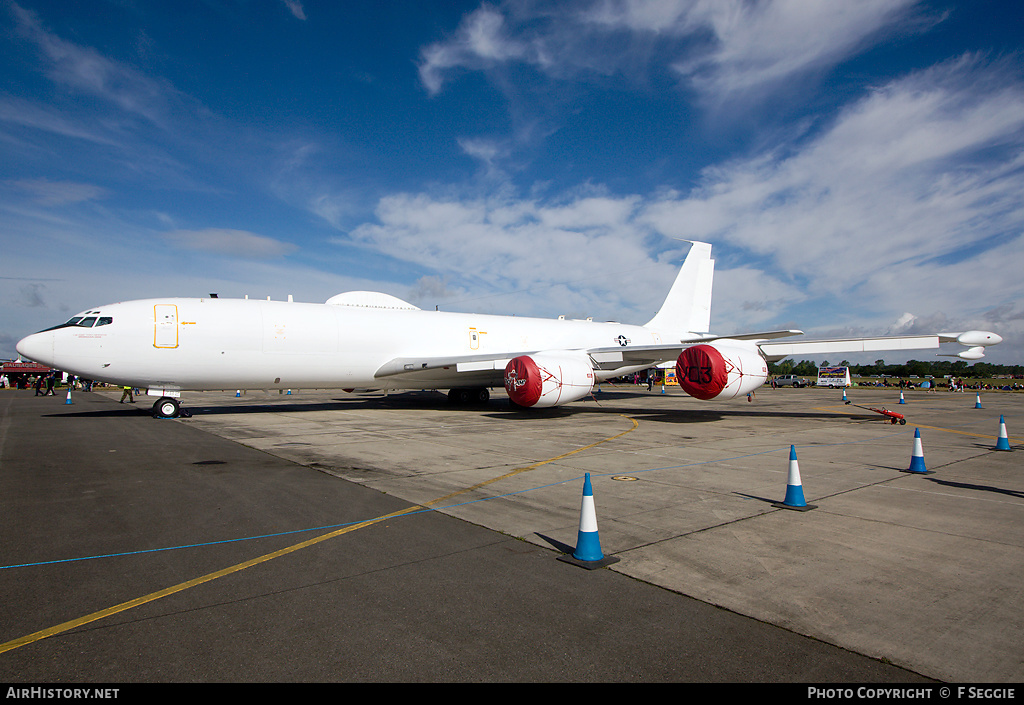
[644,241,714,335]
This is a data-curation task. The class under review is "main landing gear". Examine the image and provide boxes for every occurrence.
[447,387,490,405]
[152,396,190,418]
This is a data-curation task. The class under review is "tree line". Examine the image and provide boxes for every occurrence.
[767,358,1024,379]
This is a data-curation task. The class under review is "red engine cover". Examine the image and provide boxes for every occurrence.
[504,356,544,407]
[675,344,730,400]
[504,353,595,407]
[675,343,768,400]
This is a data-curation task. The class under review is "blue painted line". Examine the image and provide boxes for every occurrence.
[0,427,912,571]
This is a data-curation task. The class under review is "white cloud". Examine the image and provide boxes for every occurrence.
[664,0,923,100]
[6,178,107,205]
[346,190,680,319]
[640,56,1024,313]
[163,229,298,259]
[419,5,541,95]
[343,52,1024,360]
[283,1,307,21]
[419,0,925,103]
[10,2,179,128]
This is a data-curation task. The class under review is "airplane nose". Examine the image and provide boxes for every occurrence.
[15,331,55,366]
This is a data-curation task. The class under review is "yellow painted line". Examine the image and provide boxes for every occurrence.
[0,507,417,655]
[0,414,639,655]
[912,424,1019,442]
[419,414,639,508]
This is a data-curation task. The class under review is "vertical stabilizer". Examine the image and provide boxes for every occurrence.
[644,241,714,335]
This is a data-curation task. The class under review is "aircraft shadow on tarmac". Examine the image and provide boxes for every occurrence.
[44,406,158,419]
[44,389,889,425]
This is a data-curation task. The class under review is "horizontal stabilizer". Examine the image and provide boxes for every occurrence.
[716,329,804,342]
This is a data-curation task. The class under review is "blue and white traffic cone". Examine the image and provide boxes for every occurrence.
[236,390,241,397]
[905,428,931,474]
[842,388,848,402]
[773,446,816,511]
[974,394,982,409]
[559,473,619,568]
[573,473,603,561]
[995,415,1011,451]
[64,389,73,405]
[899,391,906,404]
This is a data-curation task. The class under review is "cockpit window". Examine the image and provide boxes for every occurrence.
[38,314,112,332]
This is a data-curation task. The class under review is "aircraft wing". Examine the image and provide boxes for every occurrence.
[583,330,802,370]
[374,329,807,385]
[374,353,522,388]
[757,330,1002,361]
[373,328,1000,389]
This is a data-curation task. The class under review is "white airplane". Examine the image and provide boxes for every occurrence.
[15,241,1002,418]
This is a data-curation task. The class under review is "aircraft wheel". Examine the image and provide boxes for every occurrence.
[448,387,489,405]
[899,418,906,425]
[153,397,181,419]
[448,388,470,405]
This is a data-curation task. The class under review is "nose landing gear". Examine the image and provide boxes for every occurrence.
[152,396,190,418]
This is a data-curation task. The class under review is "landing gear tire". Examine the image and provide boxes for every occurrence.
[447,387,490,405]
[153,396,180,419]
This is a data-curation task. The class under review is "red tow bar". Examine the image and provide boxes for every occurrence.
[845,401,907,424]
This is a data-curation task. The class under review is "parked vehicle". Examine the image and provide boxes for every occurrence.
[775,374,807,388]
[817,366,851,388]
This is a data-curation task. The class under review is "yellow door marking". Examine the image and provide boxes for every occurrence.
[0,415,638,655]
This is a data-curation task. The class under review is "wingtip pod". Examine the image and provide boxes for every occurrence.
[936,331,1002,360]
[952,331,1003,346]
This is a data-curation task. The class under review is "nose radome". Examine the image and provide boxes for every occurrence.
[15,331,55,366]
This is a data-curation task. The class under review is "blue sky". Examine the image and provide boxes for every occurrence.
[2,0,1023,365]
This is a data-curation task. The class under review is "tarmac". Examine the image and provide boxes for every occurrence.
[1,382,1020,683]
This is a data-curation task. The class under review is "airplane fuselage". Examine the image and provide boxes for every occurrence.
[18,297,668,392]
[15,241,1000,415]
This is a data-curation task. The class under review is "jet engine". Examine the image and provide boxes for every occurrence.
[504,352,595,408]
[675,342,768,400]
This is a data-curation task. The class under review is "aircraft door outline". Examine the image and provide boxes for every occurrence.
[154,304,179,348]
[469,327,486,351]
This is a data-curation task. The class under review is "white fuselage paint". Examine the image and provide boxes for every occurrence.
[20,298,668,391]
